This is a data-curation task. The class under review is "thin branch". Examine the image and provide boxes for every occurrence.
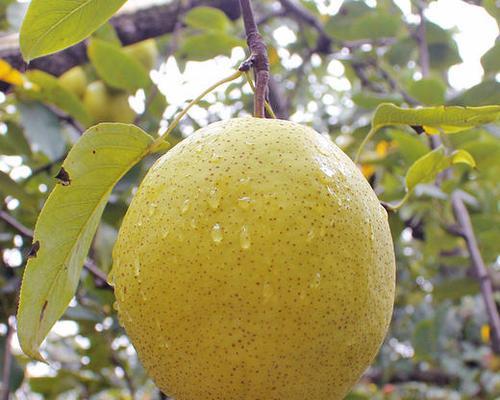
[239,0,270,118]
[415,0,500,354]
[0,318,14,400]
[451,192,500,353]
[277,0,331,53]
[0,210,34,238]
[416,1,430,78]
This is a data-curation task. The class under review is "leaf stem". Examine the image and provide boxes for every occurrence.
[244,71,276,118]
[152,70,243,149]
[355,126,378,164]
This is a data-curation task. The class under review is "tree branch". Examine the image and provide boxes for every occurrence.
[451,192,500,353]
[239,0,270,118]
[415,0,500,354]
[0,0,241,78]
[0,210,34,238]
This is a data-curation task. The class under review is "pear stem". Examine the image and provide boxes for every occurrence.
[239,0,270,118]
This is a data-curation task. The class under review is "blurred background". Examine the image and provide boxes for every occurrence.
[0,0,499,398]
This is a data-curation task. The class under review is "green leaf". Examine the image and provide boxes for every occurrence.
[433,277,479,302]
[184,6,230,32]
[326,12,400,41]
[17,123,154,360]
[18,102,66,161]
[481,41,500,75]
[372,103,500,134]
[388,129,428,164]
[405,146,475,193]
[87,39,150,92]
[20,0,127,61]
[413,319,438,361]
[385,37,416,66]
[179,32,245,61]
[408,78,446,106]
[0,122,32,156]
[24,70,92,127]
[0,171,37,210]
[451,80,500,106]
[351,92,403,109]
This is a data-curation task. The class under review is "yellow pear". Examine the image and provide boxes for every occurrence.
[58,66,87,98]
[111,117,396,400]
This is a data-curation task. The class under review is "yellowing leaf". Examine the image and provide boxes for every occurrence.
[0,59,24,86]
[423,125,440,135]
[361,164,375,178]
[481,324,490,343]
[375,140,391,156]
[451,149,476,168]
[17,123,154,360]
[20,0,127,61]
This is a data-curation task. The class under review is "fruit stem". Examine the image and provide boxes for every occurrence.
[152,70,243,148]
[239,0,270,118]
[354,126,378,164]
[244,71,277,119]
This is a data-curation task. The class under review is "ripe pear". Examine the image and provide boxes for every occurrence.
[83,81,135,123]
[111,117,396,400]
[58,66,87,98]
[123,39,159,71]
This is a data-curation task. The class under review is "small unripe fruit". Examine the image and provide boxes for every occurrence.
[111,118,396,400]
[83,81,135,123]
[58,66,87,98]
[123,39,159,71]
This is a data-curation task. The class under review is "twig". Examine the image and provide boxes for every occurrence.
[110,352,136,398]
[0,210,34,238]
[239,0,270,118]
[416,1,430,78]
[451,192,500,353]
[277,0,331,53]
[0,318,14,400]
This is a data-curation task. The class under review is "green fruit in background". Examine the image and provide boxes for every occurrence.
[123,39,159,71]
[83,81,135,123]
[111,117,396,399]
[58,66,87,98]
[109,93,136,124]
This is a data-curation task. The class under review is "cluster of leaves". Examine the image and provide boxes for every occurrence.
[0,0,499,399]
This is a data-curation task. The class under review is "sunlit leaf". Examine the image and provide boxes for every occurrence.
[87,39,150,92]
[372,103,500,134]
[405,146,475,193]
[20,0,127,61]
[17,123,154,360]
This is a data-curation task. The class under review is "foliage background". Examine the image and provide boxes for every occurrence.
[0,0,499,398]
